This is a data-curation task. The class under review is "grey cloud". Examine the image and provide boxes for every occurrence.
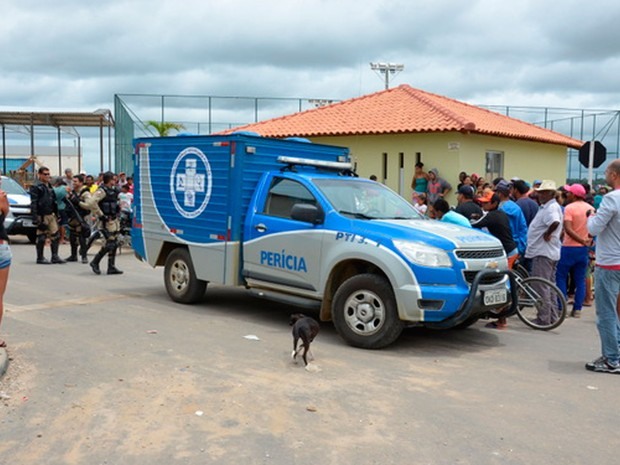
[2,0,620,113]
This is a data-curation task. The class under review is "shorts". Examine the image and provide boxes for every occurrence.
[411,190,425,203]
[58,209,69,226]
[0,243,12,269]
[38,214,59,236]
[507,249,519,270]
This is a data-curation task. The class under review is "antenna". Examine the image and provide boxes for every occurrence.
[370,62,405,89]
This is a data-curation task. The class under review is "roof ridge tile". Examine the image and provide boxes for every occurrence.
[220,84,583,149]
[400,86,476,131]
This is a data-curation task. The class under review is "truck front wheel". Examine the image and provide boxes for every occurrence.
[332,274,403,349]
[164,248,207,304]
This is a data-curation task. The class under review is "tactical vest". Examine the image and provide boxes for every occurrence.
[30,180,56,216]
[69,186,90,217]
[98,185,120,217]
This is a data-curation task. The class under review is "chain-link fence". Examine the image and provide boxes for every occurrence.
[483,105,619,185]
[115,93,619,186]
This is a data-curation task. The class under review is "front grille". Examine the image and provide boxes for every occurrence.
[455,248,504,260]
[463,270,505,285]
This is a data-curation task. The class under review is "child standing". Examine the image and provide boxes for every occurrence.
[413,193,428,216]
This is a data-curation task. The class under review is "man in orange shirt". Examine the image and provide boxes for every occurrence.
[556,183,591,318]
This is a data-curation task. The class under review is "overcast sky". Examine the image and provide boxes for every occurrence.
[3,0,620,110]
[2,0,620,174]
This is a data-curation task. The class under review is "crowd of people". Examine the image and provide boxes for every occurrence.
[411,161,620,374]
[30,166,133,275]
[0,166,134,348]
[1,160,618,375]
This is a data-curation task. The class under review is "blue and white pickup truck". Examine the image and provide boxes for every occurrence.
[132,134,515,348]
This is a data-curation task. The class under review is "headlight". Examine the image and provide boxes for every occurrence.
[393,240,452,267]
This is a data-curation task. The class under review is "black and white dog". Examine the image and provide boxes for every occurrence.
[290,313,320,366]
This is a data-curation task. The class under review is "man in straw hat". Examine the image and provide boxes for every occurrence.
[525,180,563,325]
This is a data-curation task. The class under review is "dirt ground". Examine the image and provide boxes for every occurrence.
[1,240,618,465]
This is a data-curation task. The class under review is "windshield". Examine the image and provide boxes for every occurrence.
[1,176,28,196]
[314,178,422,220]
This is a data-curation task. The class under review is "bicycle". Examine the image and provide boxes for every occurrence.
[456,268,567,331]
[512,272,567,330]
[508,259,567,330]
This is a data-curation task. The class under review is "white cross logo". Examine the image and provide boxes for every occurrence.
[170,147,212,219]
[176,159,205,208]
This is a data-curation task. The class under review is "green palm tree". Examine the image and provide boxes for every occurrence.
[146,120,186,136]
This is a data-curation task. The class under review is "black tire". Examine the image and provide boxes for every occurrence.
[516,277,566,330]
[164,248,207,304]
[332,273,403,349]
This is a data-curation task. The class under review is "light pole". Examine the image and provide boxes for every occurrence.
[370,62,404,89]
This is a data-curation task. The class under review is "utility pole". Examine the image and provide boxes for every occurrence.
[370,62,404,89]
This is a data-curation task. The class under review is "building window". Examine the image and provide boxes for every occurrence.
[485,151,504,181]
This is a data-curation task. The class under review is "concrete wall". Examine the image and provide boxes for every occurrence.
[311,132,567,205]
[2,145,81,176]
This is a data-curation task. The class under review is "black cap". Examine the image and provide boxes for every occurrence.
[457,185,475,198]
[495,179,512,194]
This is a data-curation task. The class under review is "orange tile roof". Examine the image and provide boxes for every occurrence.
[222,84,583,149]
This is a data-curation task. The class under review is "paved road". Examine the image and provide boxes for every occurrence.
[0,236,617,465]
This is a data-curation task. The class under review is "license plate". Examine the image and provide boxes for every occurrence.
[21,218,34,227]
[484,289,507,306]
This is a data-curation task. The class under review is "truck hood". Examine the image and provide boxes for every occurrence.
[370,219,501,250]
[7,194,31,207]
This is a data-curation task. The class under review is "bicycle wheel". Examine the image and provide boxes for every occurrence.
[516,277,567,330]
[513,263,529,281]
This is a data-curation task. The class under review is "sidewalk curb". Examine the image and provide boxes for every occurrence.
[0,348,8,379]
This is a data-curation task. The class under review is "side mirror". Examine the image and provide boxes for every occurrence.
[291,203,324,224]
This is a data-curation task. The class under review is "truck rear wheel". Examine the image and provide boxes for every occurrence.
[332,273,403,349]
[164,248,207,304]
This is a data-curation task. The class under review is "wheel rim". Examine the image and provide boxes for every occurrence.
[517,277,566,329]
[170,259,190,293]
[342,290,385,336]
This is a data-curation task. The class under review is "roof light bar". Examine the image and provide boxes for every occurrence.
[277,156,352,171]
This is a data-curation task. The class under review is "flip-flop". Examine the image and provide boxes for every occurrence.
[0,340,6,348]
[485,321,507,330]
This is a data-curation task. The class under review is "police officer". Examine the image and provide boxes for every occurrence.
[30,166,66,264]
[65,174,91,264]
[85,171,123,275]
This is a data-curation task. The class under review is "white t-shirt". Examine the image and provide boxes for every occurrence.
[414,203,428,215]
[525,198,563,261]
[119,192,133,212]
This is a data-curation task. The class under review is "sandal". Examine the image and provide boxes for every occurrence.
[485,321,507,330]
[0,339,6,348]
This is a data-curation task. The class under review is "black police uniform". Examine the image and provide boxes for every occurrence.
[30,179,65,264]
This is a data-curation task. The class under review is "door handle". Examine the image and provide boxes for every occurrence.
[255,223,267,233]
